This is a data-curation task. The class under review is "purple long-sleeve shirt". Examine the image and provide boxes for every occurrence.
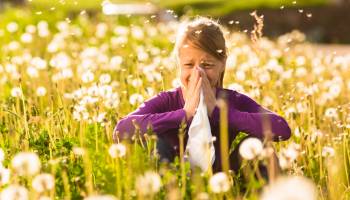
[114,87,291,164]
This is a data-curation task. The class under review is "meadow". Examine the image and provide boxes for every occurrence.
[0,4,350,200]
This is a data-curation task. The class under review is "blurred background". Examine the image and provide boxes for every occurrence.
[1,0,350,44]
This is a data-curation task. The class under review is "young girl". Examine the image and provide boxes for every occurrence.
[113,17,291,173]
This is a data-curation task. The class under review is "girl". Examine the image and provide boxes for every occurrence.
[114,17,291,173]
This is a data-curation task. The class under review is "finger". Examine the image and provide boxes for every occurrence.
[195,77,202,94]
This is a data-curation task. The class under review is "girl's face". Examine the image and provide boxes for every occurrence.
[178,42,226,89]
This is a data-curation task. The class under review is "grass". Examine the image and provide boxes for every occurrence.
[0,4,349,200]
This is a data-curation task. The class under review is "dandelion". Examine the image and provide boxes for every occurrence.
[11,87,23,98]
[36,86,47,97]
[129,93,144,105]
[6,22,18,33]
[73,147,85,156]
[84,195,118,200]
[32,173,55,193]
[0,168,10,186]
[239,137,263,160]
[325,108,338,119]
[20,33,33,43]
[322,146,335,157]
[99,74,111,84]
[209,172,231,193]
[0,185,28,200]
[260,176,317,200]
[135,171,162,196]
[81,71,95,83]
[12,152,41,176]
[0,148,4,162]
[108,143,126,158]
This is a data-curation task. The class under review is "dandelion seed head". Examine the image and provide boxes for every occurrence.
[209,172,231,193]
[239,138,263,160]
[12,152,41,176]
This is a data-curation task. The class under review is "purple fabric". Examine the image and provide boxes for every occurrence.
[114,87,291,165]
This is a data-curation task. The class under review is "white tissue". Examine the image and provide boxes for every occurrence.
[185,88,215,171]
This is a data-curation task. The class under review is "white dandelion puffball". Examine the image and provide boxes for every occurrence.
[36,86,47,97]
[260,176,317,200]
[239,138,263,160]
[0,148,4,162]
[84,194,118,200]
[0,168,10,185]
[1,185,28,200]
[108,143,126,158]
[12,152,41,176]
[209,172,231,193]
[32,173,55,193]
[11,87,23,98]
[135,171,162,196]
[321,146,335,157]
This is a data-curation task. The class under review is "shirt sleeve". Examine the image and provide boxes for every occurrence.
[210,90,291,141]
[113,91,191,141]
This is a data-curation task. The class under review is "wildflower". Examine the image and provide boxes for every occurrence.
[135,171,162,196]
[73,147,85,156]
[260,176,317,200]
[0,168,10,186]
[12,152,41,176]
[81,71,95,83]
[0,148,4,162]
[108,143,126,158]
[325,108,338,119]
[84,195,118,200]
[99,74,111,84]
[209,172,231,193]
[7,22,18,33]
[239,138,263,160]
[20,33,33,43]
[129,93,144,105]
[36,86,47,97]
[32,173,55,193]
[321,146,335,157]
[11,87,23,98]
[0,185,28,200]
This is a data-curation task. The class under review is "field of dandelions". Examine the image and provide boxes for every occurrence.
[0,6,350,200]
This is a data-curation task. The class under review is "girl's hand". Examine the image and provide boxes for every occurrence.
[197,67,216,117]
[183,67,202,120]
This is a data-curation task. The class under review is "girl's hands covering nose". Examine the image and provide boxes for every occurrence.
[183,67,202,120]
[197,67,217,117]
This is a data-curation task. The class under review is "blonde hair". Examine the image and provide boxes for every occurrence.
[172,16,228,88]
